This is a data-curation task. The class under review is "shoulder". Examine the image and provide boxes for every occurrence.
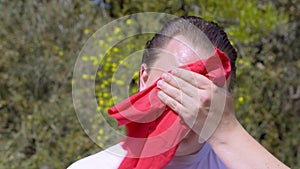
[67,143,127,169]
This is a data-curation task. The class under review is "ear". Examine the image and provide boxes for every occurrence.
[225,73,232,91]
[139,63,148,91]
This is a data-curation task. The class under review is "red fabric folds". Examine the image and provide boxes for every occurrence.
[108,47,231,169]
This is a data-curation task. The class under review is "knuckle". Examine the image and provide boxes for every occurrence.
[191,74,198,84]
[176,68,183,75]
[169,100,178,111]
[175,94,181,103]
[181,84,190,93]
[201,94,210,102]
[174,90,183,101]
[200,95,211,105]
[172,76,181,87]
[206,84,213,91]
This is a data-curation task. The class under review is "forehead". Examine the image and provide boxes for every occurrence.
[150,35,211,72]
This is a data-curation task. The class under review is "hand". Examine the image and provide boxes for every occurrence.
[157,68,236,142]
[157,68,290,169]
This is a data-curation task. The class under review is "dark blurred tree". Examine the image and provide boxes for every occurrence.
[0,0,107,168]
[0,0,298,168]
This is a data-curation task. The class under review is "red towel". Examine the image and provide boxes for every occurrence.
[108,47,231,169]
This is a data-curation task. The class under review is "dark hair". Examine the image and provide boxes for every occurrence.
[142,16,237,90]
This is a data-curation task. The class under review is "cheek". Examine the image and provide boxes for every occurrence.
[145,70,163,86]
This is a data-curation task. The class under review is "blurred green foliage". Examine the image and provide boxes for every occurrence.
[0,0,299,168]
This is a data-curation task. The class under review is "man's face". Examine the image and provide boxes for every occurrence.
[139,35,213,156]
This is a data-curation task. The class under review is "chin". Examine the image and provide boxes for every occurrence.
[174,131,204,156]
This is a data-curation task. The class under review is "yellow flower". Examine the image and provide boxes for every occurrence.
[58,51,64,57]
[132,71,139,79]
[245,61,251,67]
[238,96,244,104]
[107,37,113,42]
[245,117,250,123]
[98,143,104,147]
[98,54,104,60]
[238,59,243,65]
[84,28,90,34]
[100,84,105,89]
[98,129,104,135]
[114,27,121,34]
[97,71,103,77]
[97,135,101,141]
[116,80,125,85]
[104,136,109,141]
[126,19,133,25]
[53,45,59,51]
[106,50,111,56]
[103,93,109,98]
[90,55,98,66]
[82,74,89,79]
[113,47,119,53]
[99,40,105,46]
[82,55,89,61]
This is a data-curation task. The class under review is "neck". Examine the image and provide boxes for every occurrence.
[175,131,205,156]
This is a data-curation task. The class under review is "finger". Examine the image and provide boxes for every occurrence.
[157,89,200,131]
[161,73,196,97]
[158,90,198,129]
[157,79,188,104]
[158,79,203,113]
[157,90,185,115]
[171,68,212,89]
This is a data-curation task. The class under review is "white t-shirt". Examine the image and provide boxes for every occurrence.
[68,142,227,169]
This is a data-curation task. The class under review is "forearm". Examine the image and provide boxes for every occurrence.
[208,118,290,169]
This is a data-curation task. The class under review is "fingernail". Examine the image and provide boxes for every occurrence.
[157,80,163,88]
[171,69,177,75]
[161,73,169,80]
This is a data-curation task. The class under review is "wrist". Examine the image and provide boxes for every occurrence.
[207,114,240,147]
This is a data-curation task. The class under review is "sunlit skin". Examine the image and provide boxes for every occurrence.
[139,35,217,156]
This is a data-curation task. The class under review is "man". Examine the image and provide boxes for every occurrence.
[68,16,289,169]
